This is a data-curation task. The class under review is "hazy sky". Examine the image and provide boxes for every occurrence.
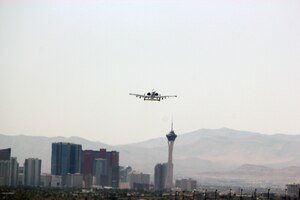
[0,0,300,145]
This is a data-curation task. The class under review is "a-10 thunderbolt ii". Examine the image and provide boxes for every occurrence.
[129,89,177,101]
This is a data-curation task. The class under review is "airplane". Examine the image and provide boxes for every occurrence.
[129,89,177,101]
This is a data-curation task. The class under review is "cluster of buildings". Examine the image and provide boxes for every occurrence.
[50,142,120,188]
[0,125,197,191]
[0,144,119,188]
[0,148,41,186]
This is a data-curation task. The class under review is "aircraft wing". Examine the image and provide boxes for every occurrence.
[129,93,146,98]
[160,95,177,100]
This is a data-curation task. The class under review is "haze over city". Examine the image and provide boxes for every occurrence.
[1,0,300,145]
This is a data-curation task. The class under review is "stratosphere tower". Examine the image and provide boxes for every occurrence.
[165,122,177,189]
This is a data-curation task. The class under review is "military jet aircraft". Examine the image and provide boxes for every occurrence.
[129,89,177,101]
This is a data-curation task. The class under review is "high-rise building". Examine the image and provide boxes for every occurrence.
[0,153,18,186]
[0,148,11,160]
[82,150,101,187]
[10,157,19,187]
[24,158,41,186]
[93,158,107,186]
[165,123,177,189]
[154,163,168,191]
[0,160,11,186]
[70,146,82,173]
[107,150,119,188]
[98,149,119,188]
[82,150,97,177]
[51,142,82,186]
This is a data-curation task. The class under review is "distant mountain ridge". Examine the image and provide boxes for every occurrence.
[198,164,300,187]
[1,128,300,187]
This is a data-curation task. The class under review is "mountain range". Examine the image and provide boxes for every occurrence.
[1,128,300,187]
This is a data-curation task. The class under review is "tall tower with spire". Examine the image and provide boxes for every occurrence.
[165,121,177,189]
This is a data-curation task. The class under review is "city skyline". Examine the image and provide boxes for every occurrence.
[1,1,300,145]
[0,144,121,188]
[3,127,300,189]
